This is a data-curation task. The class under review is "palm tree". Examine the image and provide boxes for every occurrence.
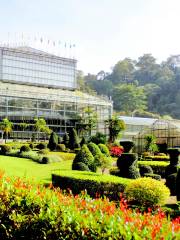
[0,118,13,143]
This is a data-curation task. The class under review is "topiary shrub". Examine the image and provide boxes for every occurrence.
[176,169,180,200]
[56,144,66,152]
[29,143,34,149]
[117,153,140,179]
[125,177,170,208]
[38,149,50,155]
[62,132,69,147]
[87,142,103,167]
[109,167,120,176]
[58,136,63,144]
[20,145,31,153]
[48,132,58,151]
[165,148,180,177]
[90,132,107,144]
[139,165,153,176]
[98,144,110,157]
[0,145,11,155]
[41,156,50,164]
[119,141,134,153]
[36,142,47,150]
[72,144,94,171]
[72,162,90,171]
[68,128,80,150]
[143,173,161,181]
[166,173,177,196]
[80,136,86,146]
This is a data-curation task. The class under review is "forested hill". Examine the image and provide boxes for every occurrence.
[77,54,180,119]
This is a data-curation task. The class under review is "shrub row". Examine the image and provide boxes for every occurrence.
[138,161,169,177]
[52,170,131,201]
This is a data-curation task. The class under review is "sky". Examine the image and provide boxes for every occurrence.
[0,0,180,74]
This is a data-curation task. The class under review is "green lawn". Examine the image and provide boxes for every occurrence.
[0,155,72,184]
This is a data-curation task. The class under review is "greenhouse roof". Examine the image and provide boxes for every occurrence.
[0,82,112,107]
[118,116,157,126]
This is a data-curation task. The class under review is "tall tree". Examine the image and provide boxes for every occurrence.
[113,84,147,113]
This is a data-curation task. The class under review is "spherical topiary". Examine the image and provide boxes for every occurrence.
[117,153,140,179]
[0,145,11,155]
[36,142,47,150]
[143,173,161,181]
[41,156,50,164]
[98,144,110,157]
[119,141,134,153]
[72,162,90,171]
[125,177,170,207]
[20,145,31,153]
[166,173,177,196]
[139,165,153,176]
[72,144,94,171]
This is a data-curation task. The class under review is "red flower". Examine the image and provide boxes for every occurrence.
[110,146,124,157]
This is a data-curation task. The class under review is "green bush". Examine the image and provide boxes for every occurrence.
[80,136,86,146]
[166,173,177,196]
[41,156,50,164]
[20,145,31,153]
[143,173,161,181]
[56,144,66,152]
[139,165,153,176]
[72,162,90,171]
[177,169,180,200]
[19,151,41,162]
[48,132,58,151]
[119,140,134,153]
[117,153,140,179]
[87,142,103,167]
[138,161,169,177]
[165,148,180,177]
[29,143,34,149]
[109,167,120,176]
[72,144,95,172]
[90,132,107,144]
[98,143,110,157]
[62,132,69,147]
[0,144,11,155]
[38,148,50,155]
[36,142,47,150]
[144,155,170,161]
[125,177,170,208]
[68,128,80,150]
[52,170,131,201]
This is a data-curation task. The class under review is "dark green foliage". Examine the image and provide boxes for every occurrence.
[29,143,34,149]
[0,144,11,154]
[72,162,90,171]
[138,161,168,178]
[20,145,31,153]
[31,133,36,142]
[117,153,140,179]
[139,165,153,176]
[144,134,158,153]
[120,141,134,153]
[176,169,180,200]
[109,168,121,176]
[68,128,80,150]
[48,132,58,151]
[165,148,180,177]
[157,143,167,154]
[106,118,126,143]
[90,132,107,144]
[56,144,66,152]
[98,143,110,157]
[62,132,69,147]
[36,142,47,150]
[72,144,94,171]
[80,136,86,146]
[166,173,177,195]
[87,142,103,168]
[58,136,63,144]
[52,173,129,201]
[143,173,161,181]
[41,156,50,164]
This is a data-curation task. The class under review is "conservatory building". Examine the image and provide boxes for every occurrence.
[0,46,112,139]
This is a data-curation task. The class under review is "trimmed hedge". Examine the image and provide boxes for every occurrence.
[166,173,177,195]
[143,173,161,181]
[0,144,11,154]
[36,142,47,150]
[119,140,134,153]
[138,161,169,178]
[98,143,110,157]
[52,170,131,201]
[139,165,153,176]
[20,145,31,152]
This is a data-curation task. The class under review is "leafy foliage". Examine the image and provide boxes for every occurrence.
[68,128,80,150]
[48,132,58,151]
[90,132,107,144]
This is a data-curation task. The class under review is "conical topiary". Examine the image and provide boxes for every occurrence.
[62,132,69,147]
[69,128,80,150]
[48,132,58,151]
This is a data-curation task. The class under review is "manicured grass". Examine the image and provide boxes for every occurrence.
[0,155,72,184]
